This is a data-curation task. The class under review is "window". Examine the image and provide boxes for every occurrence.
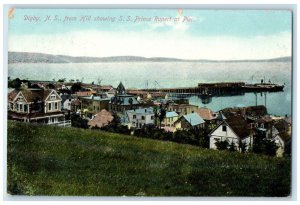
[55,102,58,110]
[19,104,23,111]
[133,115,136,119]
[141,116,145,120]
[24,104,28,112]
[50,94,56,100]
[48,103,52,111]
[10,103,13,110]
[151,116,154,120]
[222,125,227,132]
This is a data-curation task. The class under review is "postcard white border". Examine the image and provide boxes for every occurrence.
[1,1,299,204]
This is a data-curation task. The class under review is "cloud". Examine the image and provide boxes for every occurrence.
[8,30,291,60]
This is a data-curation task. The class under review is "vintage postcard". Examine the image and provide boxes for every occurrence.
[6,8,292,197]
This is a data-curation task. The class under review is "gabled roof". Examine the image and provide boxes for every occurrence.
[208,115,251,140]
[274,120,289,133]
[225,116,250,139]
[166,111,179,118]
[8,89,53,103]
[195,107,215,120]
[182,113,205,126]
[88,109,114,128]
[216,111,227,120]
[8,89,19,101]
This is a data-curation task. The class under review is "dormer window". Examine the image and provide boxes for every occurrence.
[17,96,23,101]
[50,94,56,100]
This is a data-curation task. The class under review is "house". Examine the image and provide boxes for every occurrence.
[167,104,198,116]
[8,88,66,125]
[109,82,139,113]
[60,94,75,111]
[88,109,114,128]
[174,112,205,131]
[208,115,253,151]
[221,105,267,121]
[71,99,81,114]
[125,107,155,129]
[162,111,179,127]
[272,120,292,157]
[195,107,217,121]
[79,95,110,117]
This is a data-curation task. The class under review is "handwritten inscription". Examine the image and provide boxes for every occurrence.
[23,15,195,24]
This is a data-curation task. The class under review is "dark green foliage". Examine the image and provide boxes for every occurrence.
[7,121,291,196]
[99,113,131,135]
[8,78,22,89]
[229,141,236,152]
[58,78,66,83]
[252,132,278,157]
[133,125,207,148]
[154,104,167,129]
[214,139,229,150]
[70,82,82,94]
[238,140,247,153]
[70,114,88,129]
[263,138,278,156]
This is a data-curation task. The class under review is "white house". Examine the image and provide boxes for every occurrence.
[8,88,67,125]
[125,107,155,129]
[272,120,291,157]
[208,115,253,151]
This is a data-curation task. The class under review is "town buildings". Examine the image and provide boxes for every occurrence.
[125,107,155,129]
[109,82,139,113]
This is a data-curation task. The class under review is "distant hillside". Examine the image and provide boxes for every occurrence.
[7,121,290,196]
[8,51,292,64]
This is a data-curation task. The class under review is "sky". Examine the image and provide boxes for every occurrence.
[8,9,292,60]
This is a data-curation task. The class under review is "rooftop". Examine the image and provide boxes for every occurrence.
[166,111,179,118]
[127,107,154,114]
[183,113,205,126]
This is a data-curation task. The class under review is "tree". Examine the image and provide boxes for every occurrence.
[100,113,130,135]
[238,140,247,153]
[229,141,236,152]
[71,82,82,94]
[263,138,278,156]
[8,78,21,89]
[252,131,278,157]
[154,104,166,129]
[58,78,66,83]
[70,114,88,129]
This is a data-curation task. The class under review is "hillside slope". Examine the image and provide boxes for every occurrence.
[8,51,292,63]
[7,121,291,196]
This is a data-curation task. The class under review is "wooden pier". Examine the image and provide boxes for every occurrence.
[128,82,284,98]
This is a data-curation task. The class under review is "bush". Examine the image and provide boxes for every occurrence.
[71,114,88,129]
[214,139,229,150]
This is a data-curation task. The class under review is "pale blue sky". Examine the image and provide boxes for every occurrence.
[8,9,292,60]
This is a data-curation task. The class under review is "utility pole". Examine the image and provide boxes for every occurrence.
[255,93,257,106]
[264,92,267,108]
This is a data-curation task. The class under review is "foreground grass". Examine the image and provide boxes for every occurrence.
[7,121,291,196]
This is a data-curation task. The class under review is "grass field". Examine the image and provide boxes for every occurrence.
[7,121,291,196]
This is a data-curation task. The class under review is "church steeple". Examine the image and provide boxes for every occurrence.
[116,82,126,95]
